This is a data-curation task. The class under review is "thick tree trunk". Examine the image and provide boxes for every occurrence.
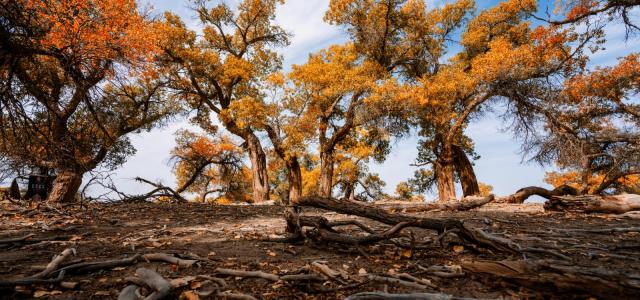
[286,158,302,204]
[284,157,303,236]
[318,151,334,198]
[544,194,640,214]
[435,160,456,202]
[342,181,357,201]
[48,170,82,203]
[245,134,270,203]
[453,145,480,197]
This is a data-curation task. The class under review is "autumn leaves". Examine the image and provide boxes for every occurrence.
[1,0,638,203]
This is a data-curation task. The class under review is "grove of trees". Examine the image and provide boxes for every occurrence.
[0,0,638,211]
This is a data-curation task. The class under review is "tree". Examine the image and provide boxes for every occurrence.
[157,0,289,203]
[540,0,640,37]
[287,43,410,199]
[171,130,249,203]
[0,0,172,202]
[521,54,640,197]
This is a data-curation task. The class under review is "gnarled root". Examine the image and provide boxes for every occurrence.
[295,196,520,253]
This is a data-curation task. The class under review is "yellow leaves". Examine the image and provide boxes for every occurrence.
[23,0,158,67]
[226,96,270,129]
[562,53,640,104]
[462,0,537,56]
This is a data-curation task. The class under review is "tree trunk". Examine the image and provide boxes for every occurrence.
[286,158,302,204]
[435,160,456,202]
[284,157,303,236]
[453,145,480,197]
[544,194,640,214]
[245,134,270,203]
[318,150,334,198]
[48,170,82,203]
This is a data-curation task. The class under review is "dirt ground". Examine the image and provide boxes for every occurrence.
[1,200,639,299]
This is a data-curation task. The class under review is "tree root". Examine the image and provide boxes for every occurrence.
[0,270,66,288]
[0,233,35,246]
[31,248,76,279]
[295,196,521,253]
[127,268,172,300]
[346,292,492,300]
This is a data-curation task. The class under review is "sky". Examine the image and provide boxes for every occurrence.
[99,0,638,201]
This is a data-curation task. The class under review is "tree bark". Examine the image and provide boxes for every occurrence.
[544,194,640,214]
[47,169,82,203]
[497,185,578,203]
[435,159,456,202]
[453,145,480,197]
[318,150,335,198]
[245,134,270,203]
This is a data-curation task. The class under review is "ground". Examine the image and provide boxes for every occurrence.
[1,200,639,299]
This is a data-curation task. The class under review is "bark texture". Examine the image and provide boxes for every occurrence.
[318,151,334,198]
[47,170,82,203]
[245,134,270,203]
[453,145,480,197]
[544,194,640,214]
[435,160,456,202]
[497,185,578,203]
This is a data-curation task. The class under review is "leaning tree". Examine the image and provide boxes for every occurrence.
[0,0,173,202]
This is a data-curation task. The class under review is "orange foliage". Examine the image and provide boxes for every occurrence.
[20,0,158,68]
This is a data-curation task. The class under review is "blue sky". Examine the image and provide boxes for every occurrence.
[104,0,638,200]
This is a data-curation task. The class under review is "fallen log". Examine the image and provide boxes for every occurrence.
[544,194,640,214]
[496,185,577,204]
[462,260,640,299]
[297,196,520,253]
[395,195,495,213]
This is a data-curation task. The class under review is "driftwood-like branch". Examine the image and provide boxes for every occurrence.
[117,285,141,300]
[346,292,490,300]
[30,248,76,279]
[142,253,197,268]
[544,194,640,214]
[310,222,414,245]
[297,196,521,253]
[462,260,640,299]
[401,195,495,213]
[214,268,279,281]
[133,268,172,300]
[57,255,141,274]
[497,185,578,204]
[0,270,66,287]
[362,274,431,290]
